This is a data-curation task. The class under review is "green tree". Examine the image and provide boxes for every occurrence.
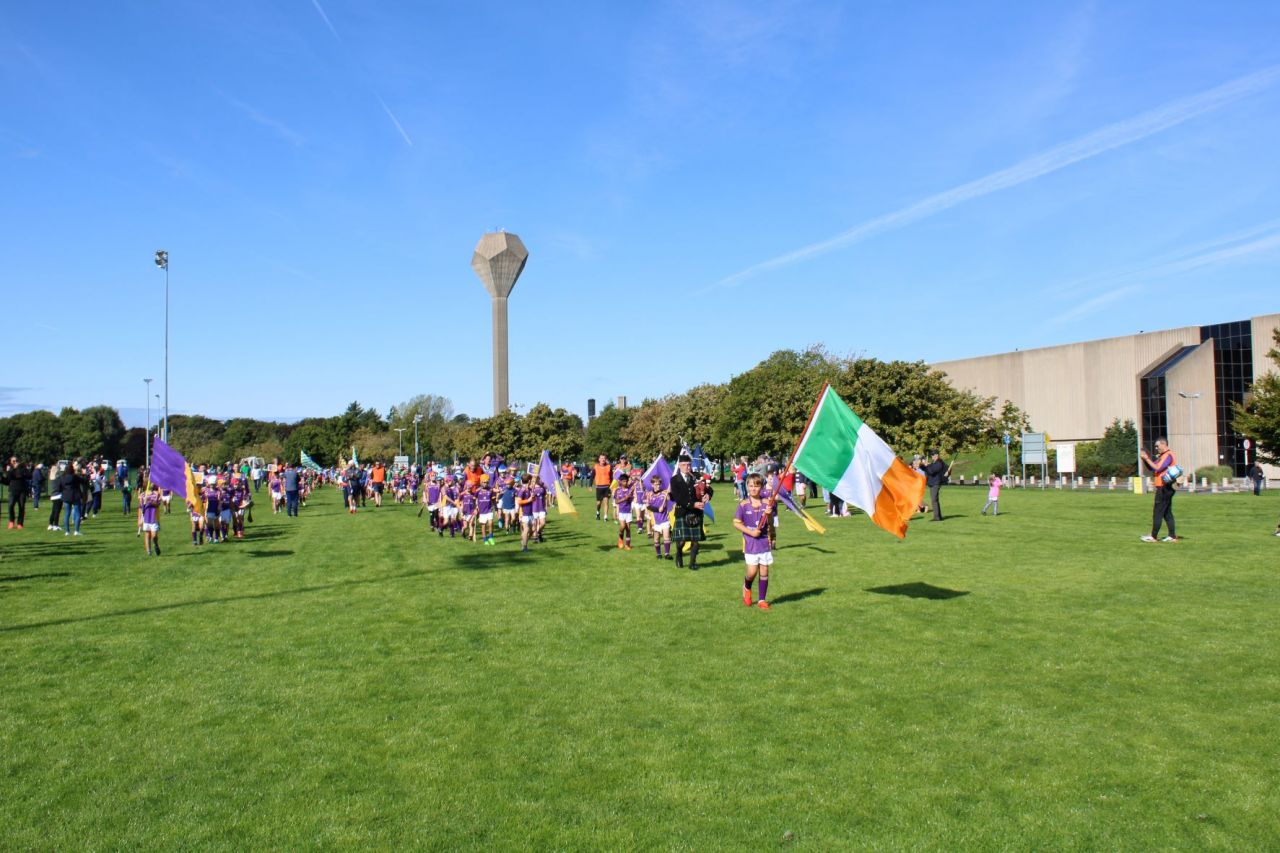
[59,407,104,459]
[520,403,584,462]
[713,348,832,458]
[584,404,633,461]
[1234,327,1280,464]
[79,406,127,460]
[13,411,63,463]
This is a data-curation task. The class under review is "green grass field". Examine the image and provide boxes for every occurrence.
[2,483,1277,849]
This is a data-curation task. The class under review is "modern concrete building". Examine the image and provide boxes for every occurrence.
[471,231,528,416]
[933,313,1280,479]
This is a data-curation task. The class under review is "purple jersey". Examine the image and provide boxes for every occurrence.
[460,491,475,514]
[613,484,634,512]
[518,486,534,516]
[477,489,493,513]
[532,484,547,513]
[203,488,220,514]
[427,483,441,504]
[141,493,160,524]
[444,484,459,504]
[647,491,670,524]
[735,500,772,555]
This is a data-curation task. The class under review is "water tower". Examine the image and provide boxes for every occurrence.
[471,231,528,415]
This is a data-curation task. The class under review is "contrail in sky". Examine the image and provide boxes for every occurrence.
[308,0,414,147]
[715,64,1280,289]
[377,95,415,147]
[309,0,341,41]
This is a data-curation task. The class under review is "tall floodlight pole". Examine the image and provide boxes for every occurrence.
[413,414,422,466]
[394,428,407,456]
[1178,391,1202,488]
[154,250,170,441]
[144,378,153,467]
[471,232,528,415]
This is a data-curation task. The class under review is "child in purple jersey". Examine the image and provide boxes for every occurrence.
[531,480,548,543]
[733,473,774,610]
[442,477,461,537]
[647,475,672,559]
[187,488,205,546]
[425,477,443,536]
[217,484,233,542]
[140,484,163,556]
[460,484,478,541]
[516,475,535,552]
[476,476,496,545]
[613,474,635,551]
[203,484,222,543]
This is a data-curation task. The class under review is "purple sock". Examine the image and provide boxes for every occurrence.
[758,577,768,601]
[655,542,662,556]
[663,541,670,555]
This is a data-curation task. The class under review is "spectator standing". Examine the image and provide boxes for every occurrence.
[1248,462,1264,496]
[4,457,31,530]
[922,450,950,522]
[56,461,88,535]
[47,464,64,531]
[283,462,301,517]
[30,462,43,509]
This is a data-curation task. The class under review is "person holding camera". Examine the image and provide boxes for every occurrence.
[1140,437,1179,542]
[922,450,950,522]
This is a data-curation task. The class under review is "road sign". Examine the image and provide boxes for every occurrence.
[1003,433,1012,445]
[1243,438,1252,450]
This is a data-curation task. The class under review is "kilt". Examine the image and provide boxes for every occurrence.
[672,511,705,542]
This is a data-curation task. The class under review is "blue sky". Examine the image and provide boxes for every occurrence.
[4,1,1279,427]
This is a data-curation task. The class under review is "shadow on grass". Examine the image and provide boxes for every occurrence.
[865,582,970,600]
[780,542,834,554]
[0,572,72,582]
[768,587,827,606]
[246,550,295,558]
[0,566,444,633]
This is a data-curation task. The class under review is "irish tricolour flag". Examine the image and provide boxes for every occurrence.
[792,384,926,539]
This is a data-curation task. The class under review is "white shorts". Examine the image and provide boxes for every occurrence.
[161,494,172,504]
[142,522,160,533]
[443,507,458,519]
[521,515,534,526]
[534,511,547,520]
[652,521,670,533]
[745,551,774,567]
[478,512,493,523]
[617,512,632,523]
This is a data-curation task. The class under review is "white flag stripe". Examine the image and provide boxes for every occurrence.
[831,423,896,515]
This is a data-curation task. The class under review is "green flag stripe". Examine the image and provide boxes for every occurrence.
[793,388,864,490]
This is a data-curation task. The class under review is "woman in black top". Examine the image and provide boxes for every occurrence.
[56,461,88,535]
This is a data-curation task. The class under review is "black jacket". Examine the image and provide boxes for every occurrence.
[55,471,87,503]
[923,459,948,487]
[3,464,31,494]
[670,470,701,514]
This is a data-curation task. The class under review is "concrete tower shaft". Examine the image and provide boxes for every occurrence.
[471,232,529,415]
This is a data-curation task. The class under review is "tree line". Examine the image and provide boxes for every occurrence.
[10,339,1275,470]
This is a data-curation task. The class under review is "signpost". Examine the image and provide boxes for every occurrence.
[1002,433,1012,482]
[1021,432,1048,488]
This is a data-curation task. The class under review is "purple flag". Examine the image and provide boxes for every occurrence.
[150,437,189,494]
[537,450,560,495]
[641,455,673,491]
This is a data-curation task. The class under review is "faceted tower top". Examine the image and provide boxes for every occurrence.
[471,231,528,299]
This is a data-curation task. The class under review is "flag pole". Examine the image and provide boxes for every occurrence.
[760,381,830,532]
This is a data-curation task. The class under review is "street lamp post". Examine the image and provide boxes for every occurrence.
[394,428,407,457]
[413,414,422,467]
[154,250,169,441]
[1178,391,1202,489]
[144,378,153,468]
